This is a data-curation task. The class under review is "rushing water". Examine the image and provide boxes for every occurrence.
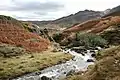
[13,48,101,80]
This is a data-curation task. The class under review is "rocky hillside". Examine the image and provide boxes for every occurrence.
[29,5,120,29]
[29,10,102,28]
[52,10,102,24]
[63,16,120,33]
[0,15,49,52]
[53,16,120,47]
[103,5,120,17]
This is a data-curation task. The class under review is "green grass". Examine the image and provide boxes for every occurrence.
[0,51,72,80]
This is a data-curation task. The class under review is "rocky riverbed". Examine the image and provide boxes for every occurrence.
[12,47,101,80]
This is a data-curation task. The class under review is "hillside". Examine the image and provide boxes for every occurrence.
[28,5,120,29]
[0,15,49,52]
[0,15,73,80]
[53,10,102,24]
[63,16,120,33]
[103,5,120,17]
[55,16,120,47]
[66,46,120,80]
[29,10,102,28]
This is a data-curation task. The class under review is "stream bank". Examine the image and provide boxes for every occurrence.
[13,47,102,80]
[65,46,120,80]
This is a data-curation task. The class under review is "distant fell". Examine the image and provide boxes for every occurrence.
[29,10,102,28]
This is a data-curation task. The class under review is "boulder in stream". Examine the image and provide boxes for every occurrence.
[87,59,94,62]
[41,76,52,80]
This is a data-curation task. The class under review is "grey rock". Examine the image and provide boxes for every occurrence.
[41,76,52,80]
[87,59,94,62]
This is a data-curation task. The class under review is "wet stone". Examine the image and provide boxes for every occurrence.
[35,72,41,75]
[66,70,75,76]
[72,58,76,61]
[87,59,94,62]
[41,76,52,80]
[90,50,95,53]
[91,54,96,57]
[81,53,85,56]
[63,72,67,74]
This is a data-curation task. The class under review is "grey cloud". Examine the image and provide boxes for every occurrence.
[16,16,37,20]
[0,0,65,20]
[1,1,64,11]
[34,11,48,15]
[15,16,54,21]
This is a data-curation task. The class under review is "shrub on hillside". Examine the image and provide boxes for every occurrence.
[101,29,120,45]
[22,23,34,32]
[76,33,107,48]
[53,32,63,43]
[0,44,26,57]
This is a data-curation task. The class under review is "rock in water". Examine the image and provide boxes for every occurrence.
[66,70,75,76]
[91,54,96,57]
[41,76,52,80]
[95,47,102,50]
[87,59,94,62]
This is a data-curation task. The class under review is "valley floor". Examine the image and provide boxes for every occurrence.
[0,48,72,80]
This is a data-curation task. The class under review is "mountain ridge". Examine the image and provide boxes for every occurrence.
[28,10,102,28]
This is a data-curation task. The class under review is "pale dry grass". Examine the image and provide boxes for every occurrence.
[0,50,72,80]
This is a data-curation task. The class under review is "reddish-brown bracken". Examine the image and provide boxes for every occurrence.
[0,20,49,52]
[63,16,120,33]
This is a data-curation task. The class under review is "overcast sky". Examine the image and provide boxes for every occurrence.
[0,0,120,21]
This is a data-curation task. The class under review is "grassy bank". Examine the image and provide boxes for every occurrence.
[0,50,72,80]
[65,46,120,80]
